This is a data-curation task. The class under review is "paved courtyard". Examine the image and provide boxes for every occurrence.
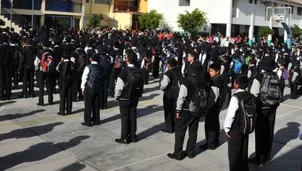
[0,78,301,171]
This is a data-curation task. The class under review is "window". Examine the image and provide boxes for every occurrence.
[298,7,302,16]
[95,0,108,4]
[179,0,190,6]
[249,0,257,4]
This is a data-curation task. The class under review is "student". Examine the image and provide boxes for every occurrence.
[160,58,182,133]
[81,54,103,126]
[200,63,228,150]
[57,52,75,115]
[114,50,144,144]
[224,75,256,171]
[249,58,281,166]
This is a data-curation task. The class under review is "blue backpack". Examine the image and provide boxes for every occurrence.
[233,59,242,74]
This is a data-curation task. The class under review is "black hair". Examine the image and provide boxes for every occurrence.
[209,63,221,72]
[42,39,50,47]
[167,58,177,67]
[90,53,99,62]
[62,51,70,59]
[125,49,137,64]
[235,74,249,89]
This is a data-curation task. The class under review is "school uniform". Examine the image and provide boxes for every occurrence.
[224,89,250,171]
[57,59,74,115]
[114,64,140,143]
[160,67,181,133]
[250,72,279,165]
[0,43,13,100]
[81,61,101,126]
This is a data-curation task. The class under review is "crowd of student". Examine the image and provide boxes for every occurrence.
[0,26,301,171]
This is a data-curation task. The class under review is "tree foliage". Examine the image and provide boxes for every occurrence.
[88,14,103,28]
[291,25,302,38]
[259,26,274,37]
[138,10,164,30]
[177,8,207,35]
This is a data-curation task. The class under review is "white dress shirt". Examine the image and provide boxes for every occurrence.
[224,89,246,133]
[81,61,98,91]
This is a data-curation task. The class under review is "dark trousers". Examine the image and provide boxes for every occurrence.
[59,84,73,114]
[72,71,83,101]
[38,72,54,105]
[12,65,19,89]
[255,108,277,164]
[174,110,199,157]
[152,59,159,78]
[100,80,108,109]
[119,99,139,139]
[280,79,285,101]
[22,68,35,96]
[163,94,176,131]
[228,130,249,171]
[143,68,150,84]
[108,70,117,97]
[205,109,220,149]
[84,87,101,124]
[0,66,12,100]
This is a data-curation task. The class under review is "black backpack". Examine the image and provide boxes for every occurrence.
[63,61,75,84]
[166,71,183,100]
[218,83,231,111]
[259,72,281,106]
[87,64,104,93]
[75,50,86,72]
[187,77,210,118]
[122,68,144,100]
[233,92,257,135]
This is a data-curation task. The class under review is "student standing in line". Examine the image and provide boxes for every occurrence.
[224,75,256,171]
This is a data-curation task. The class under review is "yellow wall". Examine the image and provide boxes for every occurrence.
[112,13,132,29]
[85,0,111,27]
[139,0,148,13]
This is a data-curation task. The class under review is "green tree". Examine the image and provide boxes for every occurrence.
[138,10,164,30]
[88,14,103,28]
[177,8,207,35]
[259,26,274,37]
[291,24,302,38]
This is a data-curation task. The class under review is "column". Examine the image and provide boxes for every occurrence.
[0,0,2,15]
[226,0,233,37]
[79,0,85,29]
[268,3,274,47]
[41,0,46,12]
[284,29,288,44]
[40,15,45,26]
[248,0,255,47]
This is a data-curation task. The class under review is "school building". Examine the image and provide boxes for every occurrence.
[0,0,148,32]
[148,0,302,38]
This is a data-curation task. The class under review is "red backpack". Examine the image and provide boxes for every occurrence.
[40,52,55,72]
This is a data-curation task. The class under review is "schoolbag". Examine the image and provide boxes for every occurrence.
[166,71,183,100]
[259,72,282,106]
[87,64,104,93]
[233,59,242,74]
[114,56,123,69]
[75,50,86,72]
[218,82,232,111]
[122,68,144,100]
[40,52,55,72]
[187,77,210,118]
[144,57,152,71]
[234,92,257,135]
[63,61,75,83]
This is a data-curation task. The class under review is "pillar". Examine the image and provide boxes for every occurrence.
[284,29,288,44]
[226,0,233,37]
[41,0,46,12]
[248,0,255,47]
[40,15,45,26]
[80,0,85,29]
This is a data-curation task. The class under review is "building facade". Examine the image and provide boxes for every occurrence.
[148,0,302,37]
[0,0,148,30]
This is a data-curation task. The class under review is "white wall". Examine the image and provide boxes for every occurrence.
[148,0,302,32]
[148,0,233,31]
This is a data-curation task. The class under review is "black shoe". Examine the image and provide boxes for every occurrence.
[57,112,66,116]
[131,135,138,143]
[37,103,44,106]
[81,122,92,127]
[48,102,53,105]
[115,138,131,144]
[167,152,186,161]
[161,129,174,134]
[30,94,35,98]
[94,121,101,125]
[186,152,195,159]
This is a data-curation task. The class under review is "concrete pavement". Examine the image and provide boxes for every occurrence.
[0,78,301,171]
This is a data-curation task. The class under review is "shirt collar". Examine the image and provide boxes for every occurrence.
[64,59,69,62]
[128,64,134,67]
[237,89,246,92]
[91,61,98,64]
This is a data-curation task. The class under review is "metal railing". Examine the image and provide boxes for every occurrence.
[1,8,29,28]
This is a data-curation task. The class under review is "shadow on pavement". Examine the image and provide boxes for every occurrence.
[0,101,16,108]
[0,122,63,141]
[0,136,90,170]
[0,109,46,122]
[60,162,86,171]
[137,122,165,141]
